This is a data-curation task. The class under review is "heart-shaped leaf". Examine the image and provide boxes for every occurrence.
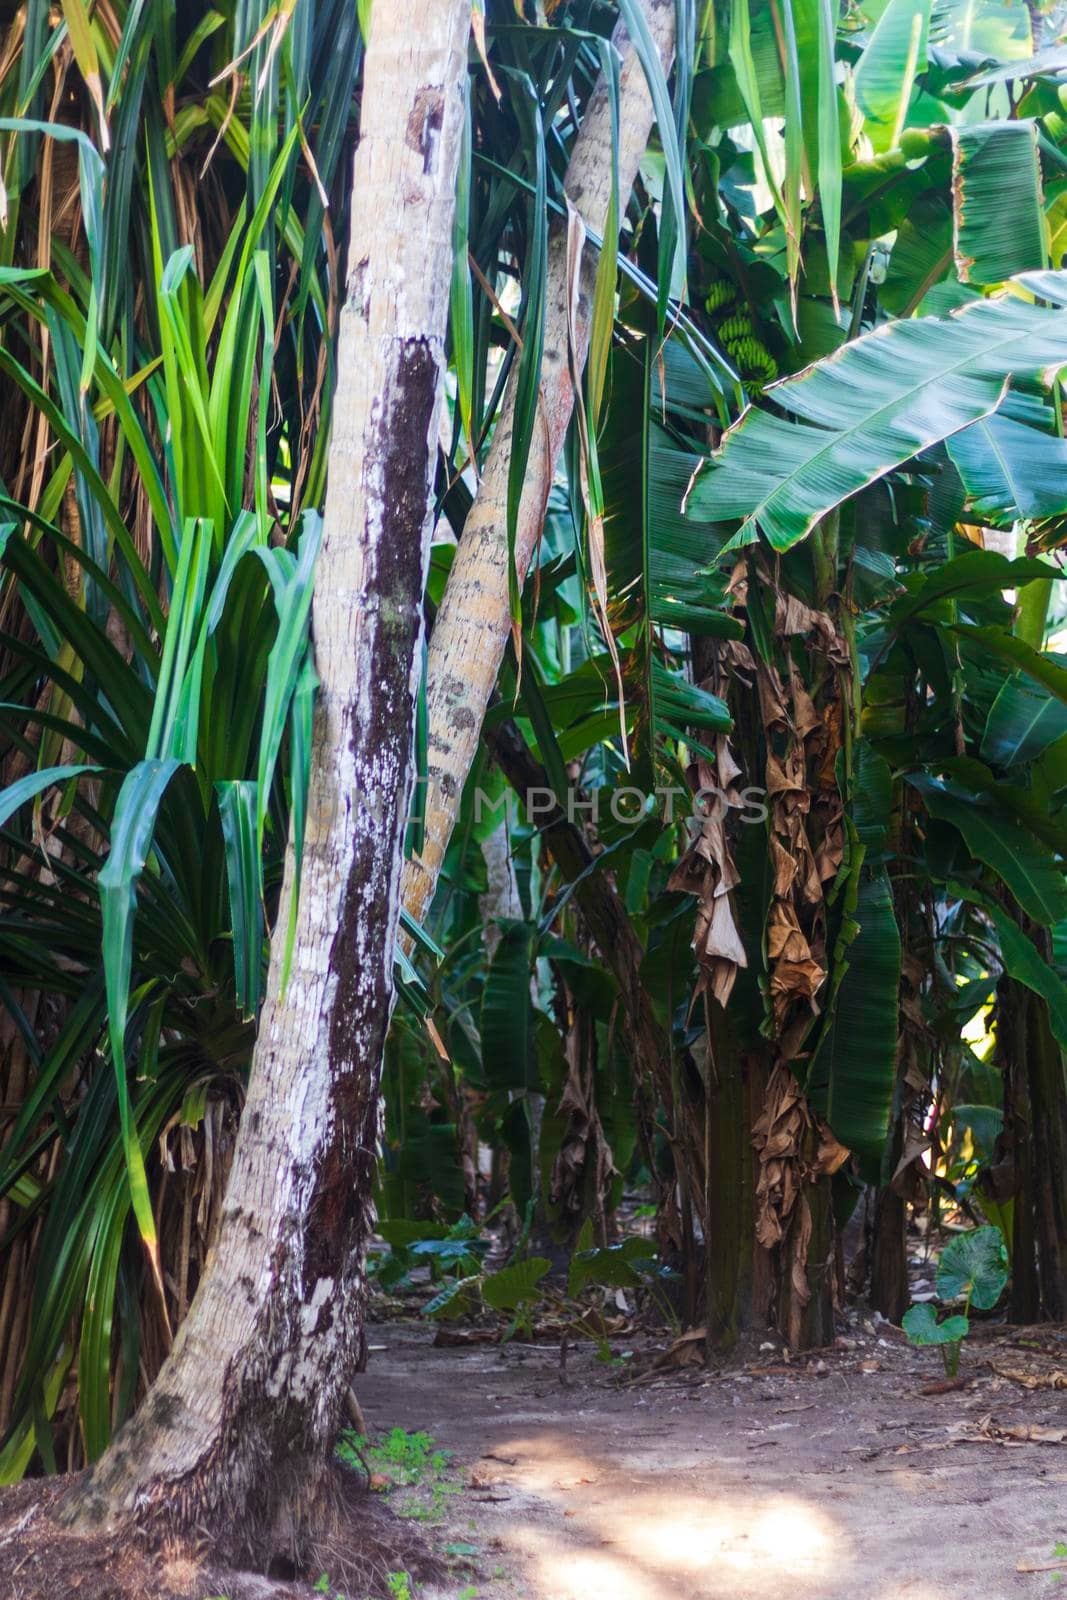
[482,1256,551,1311]
[936,1225,1009,1310]
[902,1303,970,1346]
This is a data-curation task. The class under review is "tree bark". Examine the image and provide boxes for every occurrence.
[869,1183,909,1324]
[702,1002,765,1349]
[998,976,1039,1321]
[1028,985,1067,1318]
[59,6,469,1556]
[401,0,675,931]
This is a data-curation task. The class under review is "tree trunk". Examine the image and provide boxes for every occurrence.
[702,1001,766,1350]
[999,976,1039,1321]
[869,1183,908,1323]
[1028,986,1067,1318]
[59,6,469,1557]
[401,0,676,931]
[870,1082,908,1323]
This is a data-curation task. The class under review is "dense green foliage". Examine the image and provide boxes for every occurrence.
[2,0,1067,1476]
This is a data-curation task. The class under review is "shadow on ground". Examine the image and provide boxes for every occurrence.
[359,1316,1067,1600]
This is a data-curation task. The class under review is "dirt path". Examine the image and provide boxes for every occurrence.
[359,1317,1067,1600]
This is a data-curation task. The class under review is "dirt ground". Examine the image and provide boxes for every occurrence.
[359,1313,1067,1600]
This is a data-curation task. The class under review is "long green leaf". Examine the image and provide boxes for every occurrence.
[216,780,263,1019]
[450,68,475,465]
[946,413,1067,524]
[913,775,1067,925]
[0,764,101,831]
[981,673,1067,767]
[505,76,547,647]
[854,0,931,153]
[480,921,537,1092]
[616,0,687,312]
[988,904,1067,1051]
[254,513,322,853]
[805,870,901,1183]
[98,758,182,1269]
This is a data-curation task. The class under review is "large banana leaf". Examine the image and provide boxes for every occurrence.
[795,0,842,306]
[988,905,1067,1052]
[598,334,737,781]
[854,0,931,153]
[479,920,538,1093]
[954,625,1067,702]
[947,412,1067,525]
[688,277,1067,551]
[887,549,1059,625]
[949,121,1047,286]
[603,336,739,636]
[932,0,1033,62]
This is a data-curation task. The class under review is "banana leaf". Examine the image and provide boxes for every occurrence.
[804,870,902,1182]
[949,121,1047,286]
[689,277,1067,551]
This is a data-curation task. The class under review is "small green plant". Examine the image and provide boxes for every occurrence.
[903,1225,1009,1377]
[338,1427,457,1523]
[1050,1540,1067,1582]
[312,1576,347,1600]
[385,1575,413,1600]
[337,1425,449,1486]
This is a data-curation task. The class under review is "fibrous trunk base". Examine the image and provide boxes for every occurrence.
[0,1467,441,1600]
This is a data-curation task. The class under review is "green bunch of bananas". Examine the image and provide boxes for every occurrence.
[703,277,736,314]
[702,275,778,392]
[728,336,778,388]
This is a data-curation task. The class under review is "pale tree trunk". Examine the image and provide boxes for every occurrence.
[401,0,676,930]
[60,4,469,1556]
[479,820,522,959]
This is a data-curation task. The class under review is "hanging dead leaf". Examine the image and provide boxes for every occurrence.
[891,1127,933,1197]
[814,1126,850,1176]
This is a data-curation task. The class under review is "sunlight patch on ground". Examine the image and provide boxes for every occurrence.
[597,1491,840,1575]
[491,1434,847,1597]
[514,1533,663,1600]
[488,1433,605,1492]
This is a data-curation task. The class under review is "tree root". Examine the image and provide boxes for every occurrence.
[0,1465,443,1600]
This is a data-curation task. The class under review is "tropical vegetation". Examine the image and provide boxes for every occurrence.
[0,0,1065,1571]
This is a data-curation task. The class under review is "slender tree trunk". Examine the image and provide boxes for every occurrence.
[869,1183,909,1323]
[870,1075,909,1323]
[59,7,469,1556]
[1028,985,1067,1318]
[702,1001,765,1350]
[401,0,675,931]
[999,977,1039,1321]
